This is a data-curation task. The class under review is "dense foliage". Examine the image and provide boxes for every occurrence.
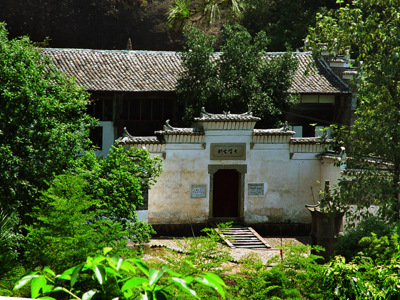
[177,24,299,128]
[0,23,97,223]
[334,217,400,262]
[0,206,23,279]
[167,0,244,31]
[308,0,400,221]
[15,248,227,300]
[72,145,162,243]
[4,219,400,299]
[24,174,128,273]
[241,0,339,51]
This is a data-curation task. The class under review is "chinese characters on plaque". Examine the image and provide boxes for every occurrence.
[210,143,246,160]
[191,185,206,198]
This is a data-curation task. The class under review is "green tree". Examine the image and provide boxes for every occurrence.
[307,0,400,221]
[241,0,339,51]
[24,174,128,272]
[0,23,97,223]
[73,145,162,243]
[177,24,298,128]
[167,0,244,32]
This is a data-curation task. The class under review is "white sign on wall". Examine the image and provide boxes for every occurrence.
[191,185,207,198]
[248,183,265,196]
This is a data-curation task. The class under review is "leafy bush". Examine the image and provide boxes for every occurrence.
[14,248,227,300]
[73,145,162,243]
[268,243,326,299]
[164,224,233,277]
[226,243,326,299]
[0,23,97,225]
[24,174,128,273]
[324,250,400,300]
[0,205,23,279]
[334,217,400,261]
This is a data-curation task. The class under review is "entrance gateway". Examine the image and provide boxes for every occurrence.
[213,169,239,217]
[208,164,247,221]
[117,108,342,229]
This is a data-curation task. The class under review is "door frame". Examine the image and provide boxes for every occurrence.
[208,164,247,222]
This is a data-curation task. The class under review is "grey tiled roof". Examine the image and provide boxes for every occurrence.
[43,48,351,94]
[155,128,205,135]
[287,52,351,94]
[194,114,261,122]
[290,137,333,144]
[44,48,182,92]
[117,136,163,144]
[253,129,295,136]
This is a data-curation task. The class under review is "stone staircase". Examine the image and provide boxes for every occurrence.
[215,224,271,250]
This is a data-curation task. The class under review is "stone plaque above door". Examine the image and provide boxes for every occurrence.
[210,143,246,160]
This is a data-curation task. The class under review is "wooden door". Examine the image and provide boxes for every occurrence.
[212,169,239,217]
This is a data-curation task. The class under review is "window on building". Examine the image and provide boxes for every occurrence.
[301,95,335,103]
[119,98,183,136]
[121,98,175,121]
[86,98,113,121]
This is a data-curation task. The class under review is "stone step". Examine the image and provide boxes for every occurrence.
[214,224,271,250]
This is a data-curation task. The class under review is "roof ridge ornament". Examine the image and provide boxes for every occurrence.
[123,127,135,138]
[163,119,183,131]
[241,106,253,116]
[126,38,132,50]
[282,121,290,131]
[200,107,213,118]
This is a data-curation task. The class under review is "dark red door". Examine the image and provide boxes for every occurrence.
[213,169,239,217]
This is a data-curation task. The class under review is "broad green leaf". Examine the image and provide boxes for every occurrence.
[183,276,195,284]
[165,268,181,278]
[120,261,137,273]
[94,265,107,285]
[149,268,166,286]
[104,266,122,277]
[31,276,46,299]
[172,277,199,299]
[123,289,134,298]
[194,274,226,298]
[202,272,226,286]
[121,277,148,291]
[103,247,113,255]
[82,290,97,300]
[86,256,93,267]
[43,267,55,277]
[38,297,57,300]
[42,284,54,294]
[71,263,85,288]
[57,267,73,280]
[93,254,106,265]
[130,259,149,276]
[143,291,151,300]
[115,257,124,271]
[14,273,38,290]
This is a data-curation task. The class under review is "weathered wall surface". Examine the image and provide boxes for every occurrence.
[147,128,340,225]
[245,150,321,224]
[149,147,210,223]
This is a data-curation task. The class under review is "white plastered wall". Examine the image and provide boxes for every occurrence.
[145,129,341,225]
